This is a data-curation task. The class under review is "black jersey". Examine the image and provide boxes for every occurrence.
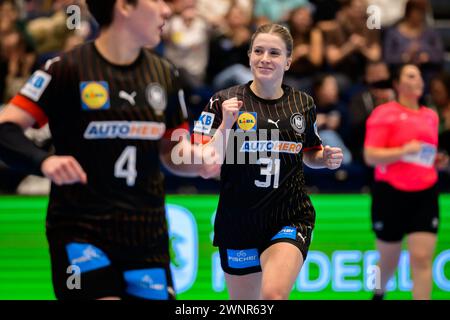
[11,42,187,248]
[193,82,322,248]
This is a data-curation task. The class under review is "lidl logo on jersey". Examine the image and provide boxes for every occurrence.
[240,140,303,154]
[80,81,110,110]
[237,112,257,132]
[84,121,166,140]
[20,70,52,102]
[193,112,215,134]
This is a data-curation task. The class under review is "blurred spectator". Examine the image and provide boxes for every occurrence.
[163,0,211,90]
[253,0,310,26]
[348,61,394,163]
[383,0,444,83]
[312,74,352,164]
[26,0,94,62]
[23,0,54,20]
[429,72,450,132]
[0,0,36,103]
[428,72,450,156]
[367,0,434,29]
[285,4,324,90]
[206,2,253,90]
[26,5,70,55]
[196,0,253,33]
[309,0,341,23]
[1,0,35,46]
[0,30,36,102]
[324,0,381,88]
[366,0,409,28]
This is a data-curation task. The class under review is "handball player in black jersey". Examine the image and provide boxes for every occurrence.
[0,0,222,300]
[193,24,344,299]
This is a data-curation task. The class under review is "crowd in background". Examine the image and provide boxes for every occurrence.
[0,0,450,193]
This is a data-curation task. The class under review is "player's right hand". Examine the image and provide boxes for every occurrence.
[41,155,87,185]
[221,97,243,129]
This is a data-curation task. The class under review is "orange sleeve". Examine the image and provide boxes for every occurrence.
[303,145,323,152]
[163,121,190,139]
[191,133,212,144]
[10,95,48,128]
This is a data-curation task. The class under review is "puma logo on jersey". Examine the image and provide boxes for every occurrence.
[297,232,306,243]
[209,97,219,109]
[119,90,137,106]
[268,119,280,128]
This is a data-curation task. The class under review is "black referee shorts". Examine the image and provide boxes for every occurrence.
[47,230,175,300]
[218,222,313,276]
[371,182,439,242]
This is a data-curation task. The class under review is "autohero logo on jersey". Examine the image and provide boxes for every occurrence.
[227,249,260,269]
[84,121,166,140]
[193,112,215,134]
[240,140,303,154]
[80,81,110,110]
[20,70,52,101]
[237,112,257,132]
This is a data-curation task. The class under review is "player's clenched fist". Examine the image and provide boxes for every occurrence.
[323,145,344,170]
[221,97,243,129]
[41,155,87,185]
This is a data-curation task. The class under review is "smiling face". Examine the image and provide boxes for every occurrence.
[249,33,292,86]
[126,0,172,48]
[290,7,312,33]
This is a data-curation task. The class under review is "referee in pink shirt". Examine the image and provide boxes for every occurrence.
[364,64,449,300]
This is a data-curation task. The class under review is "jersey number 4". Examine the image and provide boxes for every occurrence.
[114,146,137,186]
[255,158,280,189]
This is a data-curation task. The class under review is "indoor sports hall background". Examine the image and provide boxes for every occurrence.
[1,194,449,300]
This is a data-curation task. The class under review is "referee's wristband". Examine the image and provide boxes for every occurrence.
[0,122,50,176]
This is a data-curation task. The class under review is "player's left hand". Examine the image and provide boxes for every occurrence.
[323,145,344,170]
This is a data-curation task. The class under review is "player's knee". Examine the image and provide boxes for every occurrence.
[410,251,432,270]
[97,296,121,300]
[260,286,288,300]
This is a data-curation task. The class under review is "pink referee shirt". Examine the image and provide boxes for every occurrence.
[364,101,439,191]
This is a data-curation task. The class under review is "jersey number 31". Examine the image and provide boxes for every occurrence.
[255,158,280,189]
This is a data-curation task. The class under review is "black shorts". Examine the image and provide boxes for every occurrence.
[218,223,313,276]
[47,229,175,300]
[371,182,439,242]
